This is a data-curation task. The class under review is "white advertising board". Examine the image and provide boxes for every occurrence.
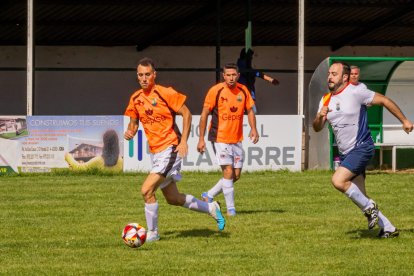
[123,115,303,172]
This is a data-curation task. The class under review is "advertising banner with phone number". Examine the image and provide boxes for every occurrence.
[0,115,302,174]
[0,116,124,174]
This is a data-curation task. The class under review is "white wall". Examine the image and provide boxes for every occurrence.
[383,61,414,144]
[1,45,414,117]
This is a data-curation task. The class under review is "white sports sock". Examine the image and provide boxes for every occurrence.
[183,194,209,213]
[222,178,235,210]
[378,211,395,232]
[208,178,223,198]
[344,183,370,210]
[145,202,159,233]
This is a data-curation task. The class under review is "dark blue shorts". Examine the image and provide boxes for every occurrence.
[340,142,375,176]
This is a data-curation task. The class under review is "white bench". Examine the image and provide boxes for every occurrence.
[375,124,414,172]
[375,143,414,172]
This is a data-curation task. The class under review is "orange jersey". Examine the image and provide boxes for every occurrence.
[124,84,186,153]
[203,82,255,143]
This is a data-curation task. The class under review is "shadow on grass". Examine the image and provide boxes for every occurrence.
[237,209,285,215]
[346,229,381,239]
[346,228,413,239]
[162,228,230,239]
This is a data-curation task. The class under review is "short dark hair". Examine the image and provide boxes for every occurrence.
[332,61,350,81]
[223,63,239,72]
[137,57,156,70]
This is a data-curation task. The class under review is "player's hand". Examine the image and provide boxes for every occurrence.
[318,106,331,118]
[249,129,259,144]
[271,78,279,85]
[175,142,188,157]
[124,129,136,140]
[402,119,413,134]
[197,139,206,153]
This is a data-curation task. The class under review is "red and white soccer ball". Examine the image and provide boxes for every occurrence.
[122,223,147,248]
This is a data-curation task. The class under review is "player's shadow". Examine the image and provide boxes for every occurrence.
[237,209,285,215]
[345,229,380,239]
[345,228,413,239]
[163,228,230,239]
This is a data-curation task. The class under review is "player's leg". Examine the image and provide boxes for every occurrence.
[351,174,366,195]
[354,174,398,237]
[223,167,240,216]
[202,167,241,207]
[202,142,232,202]
[233,168,242,183]
[332,167,370,207]
[162,180,206,211]
[161,181,225,231]
[143,145,180,241]
[202,178,222,202]
[232,141,244,184]
[159,145,226,231]
[221,164,235,216]
[333,143,379,230]
[224,142,244,216]
[332,167,378,229]
[375,207,398,238]
[351,174,380,230]
[141,173,164,242]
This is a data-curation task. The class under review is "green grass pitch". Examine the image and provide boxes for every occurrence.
[1,170,413,275]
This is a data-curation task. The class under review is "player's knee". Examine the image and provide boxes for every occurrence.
[223,167,232,174]
[331,174,346,192]
[233,174,241,182]
[141,187,155,202]
[222,166,233,178]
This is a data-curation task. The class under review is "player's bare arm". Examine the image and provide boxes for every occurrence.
[197,107,210,153]
[312,106,330,132]
[247,108,259,144]
[175,104,192,157]
[263,74,279,85]
[124,118,139,140]
[371,93,414,134]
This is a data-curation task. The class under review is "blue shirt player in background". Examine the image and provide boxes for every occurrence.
[237,48,279,113]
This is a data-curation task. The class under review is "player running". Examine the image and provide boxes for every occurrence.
[198,63,259,216]
[313,61,413,238]
[124,58,225,242]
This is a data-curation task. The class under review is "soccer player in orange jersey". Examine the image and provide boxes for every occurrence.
[197,63,259,216]
[124,58,225,242]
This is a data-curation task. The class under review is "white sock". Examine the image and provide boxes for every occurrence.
[208,178,223,198]
[145,202,158,233]
[344,183,371,210]
[222,178,235,210]
[378,211,395,232]
[183,194,209,213]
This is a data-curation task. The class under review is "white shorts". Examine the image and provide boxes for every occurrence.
[150,146,182,189]
[212,142,244,169]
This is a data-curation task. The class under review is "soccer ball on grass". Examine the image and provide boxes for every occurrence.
[122,223,146,248]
